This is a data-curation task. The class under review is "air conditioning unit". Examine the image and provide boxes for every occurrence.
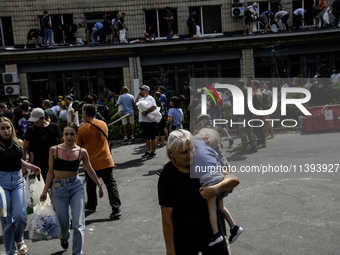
[4,85,20,96]
[232,7,245,17]
[2,72,20,84]
[233,0,245,4]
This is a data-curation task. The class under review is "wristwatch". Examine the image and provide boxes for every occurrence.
[98,183,103,188]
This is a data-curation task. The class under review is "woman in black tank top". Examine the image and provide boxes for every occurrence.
[0,117,41,255]
[40,122,103,254]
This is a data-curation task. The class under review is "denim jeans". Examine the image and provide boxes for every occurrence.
[0,170,27,255]
[52,175,85,255]
[44,28,52,46]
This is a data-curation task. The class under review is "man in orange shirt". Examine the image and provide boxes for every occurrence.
[314,0,328,27]
[76,104,121,218]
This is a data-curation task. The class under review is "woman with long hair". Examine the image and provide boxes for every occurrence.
[0,117,41,255]
[40,122,104,255]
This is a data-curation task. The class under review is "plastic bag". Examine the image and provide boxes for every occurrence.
[31,174,51,207]
[25,174,34,214]
[252,23,258,33]
[323,11,330,25]
[119,28,128,44]
[136,101,162,123]
[195,25,202,37]
[29,202,61,242]
[270,24,278,33]
[0,186,7,217]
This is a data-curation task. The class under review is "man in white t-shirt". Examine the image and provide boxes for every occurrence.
[65,96,79,127]
[293,8,307,29]
[135,85,157,158]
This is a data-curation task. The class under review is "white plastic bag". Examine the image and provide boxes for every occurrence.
[119,28,128,44]
[25,174,34,214]
[195,25,202,37]
[323,11,330,25]
[32,174,50,207]
[252,23,258,33]
[270,24,278,33]
[136,101,162,123]
[76,38,84,45]
[0,186,7,217]
[29,202,61,242]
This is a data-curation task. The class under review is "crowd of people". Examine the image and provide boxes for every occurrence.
[1,67,339,254]
[243,0,340,36]
[22,1,340,48]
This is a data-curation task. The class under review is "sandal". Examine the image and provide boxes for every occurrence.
[17,241,28,254]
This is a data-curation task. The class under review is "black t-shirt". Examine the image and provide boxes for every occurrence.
[158,161,212,253]
[41,16,49,28]
[24,122,63,170]
[0,140,22,172]
[184,87,197,108]
[14,113,31,140]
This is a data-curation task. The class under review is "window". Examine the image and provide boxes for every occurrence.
[188,6,222,34]
[0,17,14,46]
[38,14,73,44]
[84,12,118,36]
[144,8,178,38]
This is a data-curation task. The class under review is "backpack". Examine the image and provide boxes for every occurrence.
[261,92,270,110]
[96,105,110,124]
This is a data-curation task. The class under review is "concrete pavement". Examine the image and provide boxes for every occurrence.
[0,130,339,255]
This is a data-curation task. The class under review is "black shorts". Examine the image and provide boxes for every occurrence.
[141,122,157,139]
[167,23,173,32]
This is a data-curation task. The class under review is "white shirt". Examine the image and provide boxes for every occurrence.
[331,73,340,83]
[51,105,60,114]
[138,95,157,123]
[66,103,79,126]
[294,8,306,16]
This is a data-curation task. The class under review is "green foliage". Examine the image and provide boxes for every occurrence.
[317,63,332,78]
[329,82,340,104]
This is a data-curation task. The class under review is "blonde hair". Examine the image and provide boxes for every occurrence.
[0,117,21,153]
[166,129,195,159]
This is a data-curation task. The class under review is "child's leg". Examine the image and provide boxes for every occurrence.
[217,199,236,230]
[207,197,219,235]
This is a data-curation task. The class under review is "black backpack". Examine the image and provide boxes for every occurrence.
[96,105,110,124]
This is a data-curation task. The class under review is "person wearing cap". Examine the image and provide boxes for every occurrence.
[65,96,79,127]
[135,85,158,158]
[22,108,63,180]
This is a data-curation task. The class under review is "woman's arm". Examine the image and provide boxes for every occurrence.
[81,149,104,198]
[21,159,41,175]
[167,116,173,125]
[40,147,56,201]
[161,206,176,255]
[199,172,240,200]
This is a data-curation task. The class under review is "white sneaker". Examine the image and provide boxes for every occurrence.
[131,135,135,140]
[35,45,40,48]
[24,46,27,49]
[123,136,128,141]
[249,32,253,35]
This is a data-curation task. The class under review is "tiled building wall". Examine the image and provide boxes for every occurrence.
[1,0,295,45]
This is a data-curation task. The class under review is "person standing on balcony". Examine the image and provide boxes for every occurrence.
[41,11,53,48]
[187,10,197,38]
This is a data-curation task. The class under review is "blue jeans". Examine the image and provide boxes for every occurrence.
[91,28,103,44]
[52,175,85,255]
[0,170,27,255]
[44,28,52,46]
